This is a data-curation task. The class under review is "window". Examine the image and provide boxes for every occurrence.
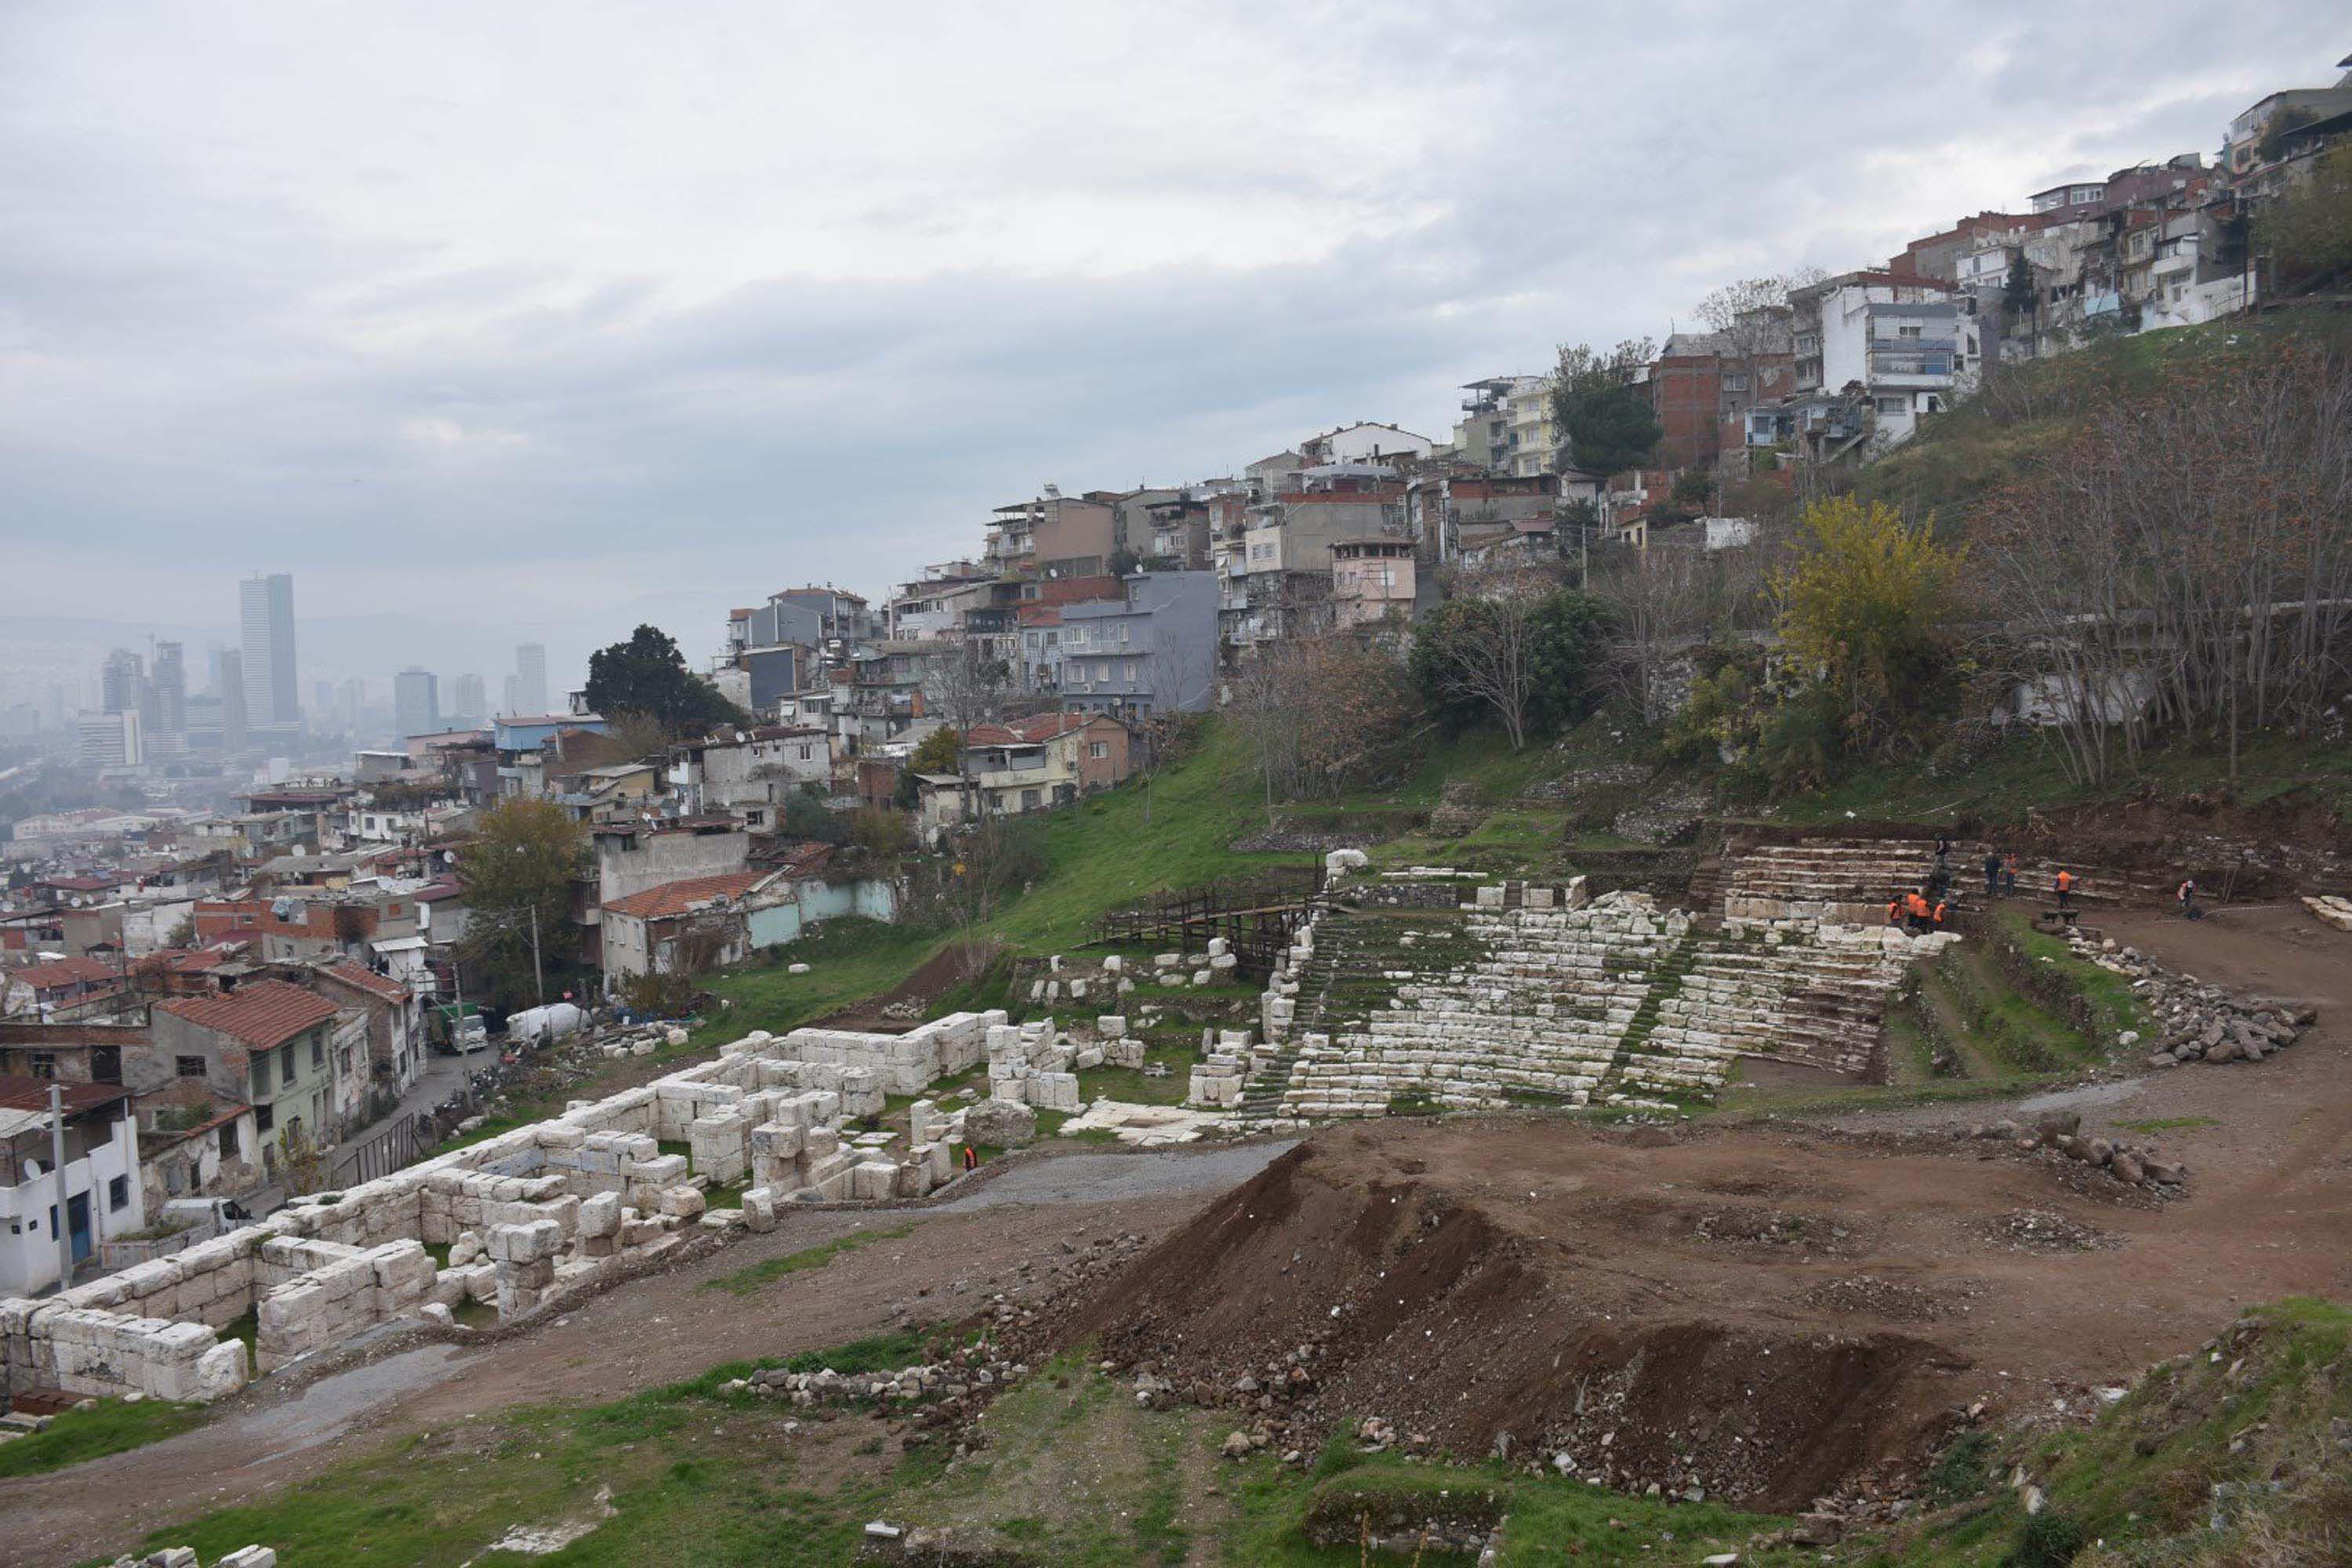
[1089,741,1109,759]
[1896,323,1923,340]
[219,1121,239,1158]
[108,1175,129,1212]
[255,1102,274,1134]
[1875,395,1909,416]
[1021,789,1042,811]
[281,1043,297,1081]
[29,1052,55,1079]
[176,1055,205,1078]
[311,1036,325,1069]
[252,1057,270,1094]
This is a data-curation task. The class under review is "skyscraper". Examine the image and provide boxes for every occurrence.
[451,673,486,728]
[220,650,248,753]
[150,641,188,757]
[394,668,440,740]
[514,643,548,717]
[100,648,145,715]
[239,572,299,731]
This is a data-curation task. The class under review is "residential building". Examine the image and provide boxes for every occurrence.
[593,821,750,907]
[1787,271,1980,455]
[1501,378,1559,477]
[1055,572,1219,717]
[0,1077,144,1294]
[151,979,349,1171]
[1330,539,1417,630]
[731,587,877,655]
[921,713,1133,827]
[2223,78,2352,180]
[1403,471,1559,568]
[2,956,128,1019]
[239,572,300,734]
[1450,378,1534,471]
[1648,323,1795,470]
[305,959,424,1102]
[665,728,833,829]
[599,869,775,982]
[1298,422,1434,465]
[985,489,1116,579]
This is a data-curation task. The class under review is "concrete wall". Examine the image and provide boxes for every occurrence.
[0,1109,144,1297]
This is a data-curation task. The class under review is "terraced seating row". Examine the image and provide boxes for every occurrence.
[1268,894,1947,1117]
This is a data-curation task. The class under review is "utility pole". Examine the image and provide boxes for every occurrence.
[528,903,545,1007]
[49,1083,72,1292]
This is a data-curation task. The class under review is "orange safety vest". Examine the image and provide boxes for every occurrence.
[1886,899,1901,921]
[2056,871,2073,891]
[1933,902,1948,924]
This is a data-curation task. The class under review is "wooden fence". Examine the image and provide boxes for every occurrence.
[1088,868,1322,977]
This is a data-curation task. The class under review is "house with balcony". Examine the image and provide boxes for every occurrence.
[918,713,1134,829]
[1787,272,1980,457]
[1055,572,1218,717]
[0,1077,144,1294]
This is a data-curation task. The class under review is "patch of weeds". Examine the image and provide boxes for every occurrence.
[1926,1428,1994,1502]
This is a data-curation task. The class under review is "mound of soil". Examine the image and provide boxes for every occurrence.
[1052,1130,1977,1511]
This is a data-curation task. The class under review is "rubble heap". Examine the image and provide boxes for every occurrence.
[2056,930,2316,1068]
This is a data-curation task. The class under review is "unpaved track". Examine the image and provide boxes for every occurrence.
[0,1143,1294,1567]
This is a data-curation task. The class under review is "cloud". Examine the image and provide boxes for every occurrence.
[1,0,2341,660]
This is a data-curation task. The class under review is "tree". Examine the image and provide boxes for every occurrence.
[1410,575,1611,750]
[907,726,962,777]
[456,798,585,1009]
[781,786,848,844]
[2002,250,2037,319]
[2256,143,2352,290]
[1550,339,1661,478]
[583,625,747,739]
[1774,496,1967,757]
[920,640,1010,735]
[1693,273,1815,426]
[1976,337,2352,784]
[1229,637,1413,821]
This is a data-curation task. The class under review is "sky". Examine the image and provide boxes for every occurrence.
[2,1,2343,681]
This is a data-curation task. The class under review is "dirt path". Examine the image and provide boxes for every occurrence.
[0,1142,1294,1568]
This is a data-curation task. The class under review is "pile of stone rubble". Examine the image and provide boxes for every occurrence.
[2060,930,2315,1067]
[102,1550,274,1568]
[1963,1111,2187,1189]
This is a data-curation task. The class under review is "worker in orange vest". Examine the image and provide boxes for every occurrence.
[2054,869,2074,910]
[1886,897,1902,926]
[1933,899,1949,928]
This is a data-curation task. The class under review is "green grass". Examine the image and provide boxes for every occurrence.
[699,918,941,1043]
[1989,906,2148,1044]
[700,1225,913,1297]
[1888,1297,2352,1566]
[0,1396,207,1479]
[1076,1041,1199,1107]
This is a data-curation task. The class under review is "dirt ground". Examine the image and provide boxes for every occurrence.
[6,903,2347,1559]
[1051,901,2352,1510]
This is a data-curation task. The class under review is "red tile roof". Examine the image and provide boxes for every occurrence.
[0,1076,129,1116]
[155,979,339,1051]
[13,955,121,989]
[602,870,772,921]
[321,960,409,1004]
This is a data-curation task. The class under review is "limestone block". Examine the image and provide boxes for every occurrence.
[1031,1072,1082,1112]
[850,1160,899,1201]
[1097,1014,1127,1039]
[741,1188,779,1233]
[216,1546,278,1567]
[659,1186,708,1220]
[577,1192,622,1239]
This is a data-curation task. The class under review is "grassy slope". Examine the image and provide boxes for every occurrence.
[0,1398,205,1480]
[1878,1298,2352,1567]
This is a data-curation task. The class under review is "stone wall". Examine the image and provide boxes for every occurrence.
[2,1011,1012,1405]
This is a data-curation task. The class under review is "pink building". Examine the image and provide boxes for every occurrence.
[1330,539,1417,629]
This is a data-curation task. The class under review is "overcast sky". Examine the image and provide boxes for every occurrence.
[3,2,2341,649]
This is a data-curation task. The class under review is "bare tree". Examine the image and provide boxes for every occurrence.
[1412,568,1557,750]
[920,638,1010,737]
[1584,546,1715,723]
[1977,339,2352,785]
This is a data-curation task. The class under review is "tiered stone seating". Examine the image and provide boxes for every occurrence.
[1269,893,1955,1117]
[1722,838,1981,923]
